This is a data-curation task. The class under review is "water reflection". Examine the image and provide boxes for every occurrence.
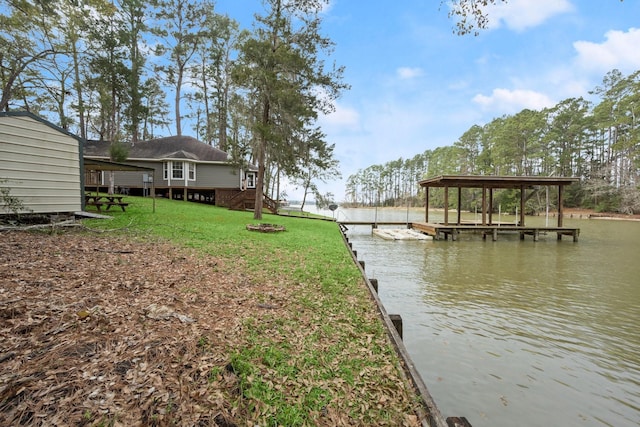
[334,208,640,427]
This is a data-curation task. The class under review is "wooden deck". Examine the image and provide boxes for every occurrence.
[338,221,580,242]
[411,222,579,241]
[338,221,410,227]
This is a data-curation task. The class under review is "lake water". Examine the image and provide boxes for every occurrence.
[318,207,640,427]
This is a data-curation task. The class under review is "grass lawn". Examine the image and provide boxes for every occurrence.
[45,196,424,425]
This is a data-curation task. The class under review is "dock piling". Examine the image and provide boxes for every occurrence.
[389,314,403,340]
[370,278,379,293]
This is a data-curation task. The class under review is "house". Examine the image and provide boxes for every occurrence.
[83,136,263,209]
[0,112,83,215]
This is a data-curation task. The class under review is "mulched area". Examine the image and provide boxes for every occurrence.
[0,229,424,427]
[0,230,259,426]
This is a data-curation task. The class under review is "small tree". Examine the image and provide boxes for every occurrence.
[313,191,335,210]
[107,139,130,194]
[0,179,31,217]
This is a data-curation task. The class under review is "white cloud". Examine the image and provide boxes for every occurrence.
[319,103,360,131]
[320,0,334,14]
[397,67,424,79]
[485,0,574,31]
[573,27,640,73]
[473,88,555,114]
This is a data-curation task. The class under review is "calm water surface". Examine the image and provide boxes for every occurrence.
[326,207,640,427]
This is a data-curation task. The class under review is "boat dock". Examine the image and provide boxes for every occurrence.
[416,175,580,241]
[339,221,579,241]
[340,175,581,242]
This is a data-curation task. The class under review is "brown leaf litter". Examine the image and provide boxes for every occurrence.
[0,230,424,426]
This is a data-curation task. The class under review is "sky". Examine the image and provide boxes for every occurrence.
[214,0,640,203]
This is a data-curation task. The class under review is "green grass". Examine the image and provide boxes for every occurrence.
[82,196,420,426]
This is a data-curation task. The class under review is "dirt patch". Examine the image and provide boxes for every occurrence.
[0,230,260,426]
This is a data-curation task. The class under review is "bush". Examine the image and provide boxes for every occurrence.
[0,179,30,216]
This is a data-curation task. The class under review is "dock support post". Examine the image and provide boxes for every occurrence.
[533,230,539,242]
[389,314,403,339]
[492,228,498,241]
[359,260,365,270]
[520,185,526,227]
[488,188,494,225]
[370,278,378,293]
[447,416,473,427]
[425,187,430,223]
[457,187,462,225]
[481,186,487,225]
[444,186,449,225]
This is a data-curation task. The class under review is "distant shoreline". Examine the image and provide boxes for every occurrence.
[339,206,640,222]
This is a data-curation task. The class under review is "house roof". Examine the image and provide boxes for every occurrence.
[418,175,579,189]
[83,135,230,162]
[84,158,154,172]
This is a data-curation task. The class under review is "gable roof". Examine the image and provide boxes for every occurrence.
[419,175,579,189]
[84,135,230,162]
[0,111,84,146]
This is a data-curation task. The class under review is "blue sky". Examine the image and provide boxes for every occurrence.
[215,0,640,202]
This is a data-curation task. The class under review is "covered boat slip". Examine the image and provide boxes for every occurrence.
[417,175,581,241]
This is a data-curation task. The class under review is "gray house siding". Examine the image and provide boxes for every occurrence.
[0,113,82,214]
[83,137,257,207]
[192,162,240,188]
[90,160,241,189]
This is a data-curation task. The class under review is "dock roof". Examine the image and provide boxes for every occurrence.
[418,175,579,189]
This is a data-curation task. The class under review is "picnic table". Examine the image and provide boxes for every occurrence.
[85,194,129,212]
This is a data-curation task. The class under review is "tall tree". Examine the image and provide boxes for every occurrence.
[543,97,592,177]
[0,0,60,112]
[233,0,346,219]
[152,0,210,136]
[141,76,171,139]
[190,13,245,148]
[86,2,129,141]
[120,0,148,143]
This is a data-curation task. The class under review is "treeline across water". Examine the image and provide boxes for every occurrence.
[345,69,640,215]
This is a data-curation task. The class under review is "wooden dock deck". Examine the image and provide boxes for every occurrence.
[338,221,580,242]
[411,222,580,241]
[338,221,410,227]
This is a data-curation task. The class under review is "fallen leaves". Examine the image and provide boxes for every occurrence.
[0,229,425,426]
[0,230,250,426]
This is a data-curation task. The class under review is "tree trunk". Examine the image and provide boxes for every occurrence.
[254,98,270,220]
[71,40,86,140]
[254,136,266,220]
[175,68,183,136]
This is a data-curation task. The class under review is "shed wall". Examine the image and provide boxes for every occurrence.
[0,116,81,214]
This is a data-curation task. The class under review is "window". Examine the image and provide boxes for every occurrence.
[163,161,195,181]
[172,162,183,179]
[246,172,256,188]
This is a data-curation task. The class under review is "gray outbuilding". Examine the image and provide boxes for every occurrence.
[0,112,83,215]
